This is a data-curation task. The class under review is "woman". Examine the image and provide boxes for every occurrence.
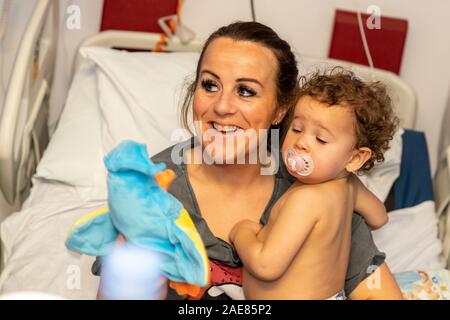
[94,21,402,300]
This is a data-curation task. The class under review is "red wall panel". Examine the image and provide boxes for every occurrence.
[101,0,178,33]
[328,9,408,74]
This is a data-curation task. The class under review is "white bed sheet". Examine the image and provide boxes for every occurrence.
[0,179,102,299]
[373,201,444,273]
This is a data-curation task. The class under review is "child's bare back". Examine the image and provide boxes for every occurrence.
[243,177,355,299]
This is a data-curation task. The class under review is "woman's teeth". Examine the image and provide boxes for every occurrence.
[212,122,240,133]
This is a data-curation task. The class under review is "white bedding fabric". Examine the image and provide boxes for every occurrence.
[0,181,443,299]
[36,48,197,201]
[0,179,102,299]
[372,200,445,273]
[358,129,403,202]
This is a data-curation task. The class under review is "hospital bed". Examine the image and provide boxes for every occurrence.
[0,0,449,299]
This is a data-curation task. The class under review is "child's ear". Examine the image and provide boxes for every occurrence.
[346,147,372,173]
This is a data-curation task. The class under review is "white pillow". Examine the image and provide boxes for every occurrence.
[358,129,403,202]
[35,60,105,189]
[35,48,198,200]
[81,47,197,156]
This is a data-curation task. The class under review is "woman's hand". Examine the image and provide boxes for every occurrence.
[229,219,262,244]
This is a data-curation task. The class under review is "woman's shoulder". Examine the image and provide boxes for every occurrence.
[151,138,196,175]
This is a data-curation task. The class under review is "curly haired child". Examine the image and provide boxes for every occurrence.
[230,67,400,300]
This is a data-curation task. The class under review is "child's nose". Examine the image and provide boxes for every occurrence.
[295,137,310,153]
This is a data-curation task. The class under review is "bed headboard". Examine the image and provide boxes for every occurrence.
[73,30,204,73]
[298,54,417,130]
[0,0,58,206]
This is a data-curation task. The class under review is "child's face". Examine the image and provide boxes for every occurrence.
[282,95,362,184]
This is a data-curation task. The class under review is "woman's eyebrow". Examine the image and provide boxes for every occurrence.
[236,77,264,88]
[201,69,220,79]
[201,70,263,87]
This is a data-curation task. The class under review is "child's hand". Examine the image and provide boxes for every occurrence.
[229,219,261,244]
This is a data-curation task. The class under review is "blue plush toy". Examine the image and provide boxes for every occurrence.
[66,140,209,294]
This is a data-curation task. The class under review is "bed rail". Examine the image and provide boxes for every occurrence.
[299,54,417,130]
[0,0,58,206]
[73,30,204,73]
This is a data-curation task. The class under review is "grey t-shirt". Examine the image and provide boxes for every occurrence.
[93,138,385,298]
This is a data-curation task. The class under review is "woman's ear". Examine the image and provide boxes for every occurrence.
[346,147,372,173]
[272,107,288,126]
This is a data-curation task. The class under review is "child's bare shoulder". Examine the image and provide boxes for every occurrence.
[283,182,346,215]
[283,183,335,213]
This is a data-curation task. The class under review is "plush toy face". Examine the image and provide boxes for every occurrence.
[66,140,210,289]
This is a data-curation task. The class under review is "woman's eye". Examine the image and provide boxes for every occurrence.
[238,85,256,97]
[201,79,219,92]
[316,137,327,144]
[292,128,302,133]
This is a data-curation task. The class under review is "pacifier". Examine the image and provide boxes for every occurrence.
[284,147,314,176]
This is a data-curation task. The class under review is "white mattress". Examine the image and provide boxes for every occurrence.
[0,179,102,299]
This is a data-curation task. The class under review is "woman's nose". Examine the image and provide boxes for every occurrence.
[213,92,236,115]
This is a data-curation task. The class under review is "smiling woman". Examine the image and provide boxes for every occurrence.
[192,38,280,165]
[93,21,402,300]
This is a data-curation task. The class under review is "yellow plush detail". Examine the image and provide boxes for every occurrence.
[67,207,109,237]
[175,208,210,284]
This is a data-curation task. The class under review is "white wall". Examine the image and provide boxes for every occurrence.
[182,0,450,173]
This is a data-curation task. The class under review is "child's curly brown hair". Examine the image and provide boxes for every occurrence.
[284,67,399,172]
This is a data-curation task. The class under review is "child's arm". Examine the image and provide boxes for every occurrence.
[229,189,320,281]
[352,175,388,230]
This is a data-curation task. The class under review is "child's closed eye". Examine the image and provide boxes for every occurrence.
[316,137,327,144]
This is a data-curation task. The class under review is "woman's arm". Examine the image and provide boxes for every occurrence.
[345,214,402,299]
[348,262,403,300]
[352,175,388,230]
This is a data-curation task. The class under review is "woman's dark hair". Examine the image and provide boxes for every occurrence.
[180,21,299,132]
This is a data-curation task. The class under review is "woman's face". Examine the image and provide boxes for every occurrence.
[192,37,280,165]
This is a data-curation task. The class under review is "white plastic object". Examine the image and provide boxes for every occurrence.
[100,244,167,300]
[284,147,315,176]
[157,14,195,45]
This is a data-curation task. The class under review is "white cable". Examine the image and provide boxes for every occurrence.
[354,0,376,82]
[250,0,256,22]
